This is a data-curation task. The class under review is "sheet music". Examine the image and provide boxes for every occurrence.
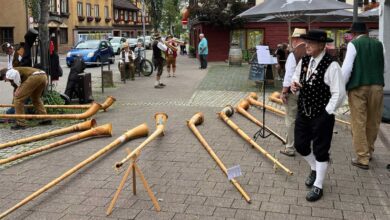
[256,45,277,65]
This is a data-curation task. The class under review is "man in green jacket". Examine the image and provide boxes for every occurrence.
[342,22,385,170]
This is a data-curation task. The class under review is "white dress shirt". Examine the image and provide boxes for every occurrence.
[7,52,14,70]
[6,69,21,87]
[157,42,167,52]
[292,50,346,115]
[283,53,297,87]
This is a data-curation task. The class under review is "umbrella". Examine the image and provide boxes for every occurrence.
[360,7,379,17]
[237,0,353,44]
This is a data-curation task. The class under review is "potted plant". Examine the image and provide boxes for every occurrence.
[188,46,196,58]
[95,16,101,22]
[105,17,111,22]
[87,16,94,22]
[78,15,85,22]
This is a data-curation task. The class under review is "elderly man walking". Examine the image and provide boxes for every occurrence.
[291,29,345,202]
[342,22,385,170]
[280,28,307,157]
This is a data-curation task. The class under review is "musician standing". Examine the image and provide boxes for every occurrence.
[290,30,345,202]
[152,32,167,89]
[165,35,178,77]
[120,42,135,81]
[0,67,50,130]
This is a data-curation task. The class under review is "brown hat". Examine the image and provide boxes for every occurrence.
[0,68,7,81]
[153,32,161,40]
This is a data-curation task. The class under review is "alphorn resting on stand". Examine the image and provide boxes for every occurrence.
[187,112,251,203]
[0,119,96,150]
[0,96,116,111]
[218,105,293,176]
[235,100,286,144]
[0,123,149,219]
[107,113,168,215]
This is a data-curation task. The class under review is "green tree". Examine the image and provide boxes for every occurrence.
[24,0,49,73]
[145,0,163,32]
[161,0,180,35]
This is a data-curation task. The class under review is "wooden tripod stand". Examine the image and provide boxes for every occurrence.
[106,150,161,216]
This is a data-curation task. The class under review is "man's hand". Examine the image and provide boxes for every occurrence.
[14,87,20,97]
[290,81,302,94]
[281,87,289,104]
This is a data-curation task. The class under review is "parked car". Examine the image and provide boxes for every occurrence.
[137,36,152,49]
[66,40,115,67]
[126,38,138,50]
[109,37,127,55]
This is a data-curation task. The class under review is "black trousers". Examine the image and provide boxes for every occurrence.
[199,54,207,69]
[294,111,335,162]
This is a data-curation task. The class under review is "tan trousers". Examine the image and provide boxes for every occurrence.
[14,74,47,126]
[348,85,384,165]
[284,93,298,150]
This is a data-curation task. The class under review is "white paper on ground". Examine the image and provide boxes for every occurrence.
[227,165,242,180]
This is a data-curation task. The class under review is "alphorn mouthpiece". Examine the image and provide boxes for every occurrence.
[220,105,234,117]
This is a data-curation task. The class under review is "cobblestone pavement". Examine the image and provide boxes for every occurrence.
[0,54,389,220]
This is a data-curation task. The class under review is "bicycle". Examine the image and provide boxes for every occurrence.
[134,56,153,77]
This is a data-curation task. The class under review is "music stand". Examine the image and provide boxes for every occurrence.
[253,46,279,141]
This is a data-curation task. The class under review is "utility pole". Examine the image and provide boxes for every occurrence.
[142,0,147,58]
[353,0,359,22]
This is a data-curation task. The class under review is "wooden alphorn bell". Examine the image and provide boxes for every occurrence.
[187,112,251,203]
[0,119,96,150]
[0,124,113,165]
[114,113,168,169]
[260,91,351,126]
[0,96,116,111]
[0,123,149,219]
[0,102,102,120]
[235,100,286,144]
[246,92,285,116]
[218,106,293,176]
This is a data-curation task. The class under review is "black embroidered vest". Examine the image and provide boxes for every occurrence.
[297,53,333,119]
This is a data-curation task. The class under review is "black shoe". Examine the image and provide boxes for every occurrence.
[11,124,26,130]
[39,120,52,125]
[305,170,316,187]
[159,83,166,87]
[306,186,323,202]
[351,158,369,170]
[154,85,163,89]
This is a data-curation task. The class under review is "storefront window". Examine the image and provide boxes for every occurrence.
[247,29,264,50]
[231,30,245,49]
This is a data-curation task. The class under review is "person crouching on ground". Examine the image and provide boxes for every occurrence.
[290,30,345,202]
[120,42,135,81]
[152,32,167,89]
[0,67,51,130]
[165,35,178,77]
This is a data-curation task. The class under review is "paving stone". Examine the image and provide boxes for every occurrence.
[265,212,296,220]
[204,196,234,208]
[61,214,92,220]
[342,210,375,220]
[260,201,289,214]
[289,205,311,216]
[312,207,343,219]
[334,201,364,211]
[234,209,266,220]
[64,204,96,215]
[185,204,216,216]
[135,210,176,220]
[185,195,207,205]
[213,207,237,218]
[231,198,261,210]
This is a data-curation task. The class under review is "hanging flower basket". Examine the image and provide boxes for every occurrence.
[105,17,112,22]
[95,17,101,22]
[87,16,94,22]
[78,16,85,22]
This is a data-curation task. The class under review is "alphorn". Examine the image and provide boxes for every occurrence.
[187,113,251,203]
[0,123,149,219]
[0,102,102,120]
[218,106,293,175]
[0,96,116,111]
[115,113,168,169]
[0,124,113,165]
[253,92,352,126]
[235,100,286,144]
[0,119,96,150]
[246,92,285,116]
